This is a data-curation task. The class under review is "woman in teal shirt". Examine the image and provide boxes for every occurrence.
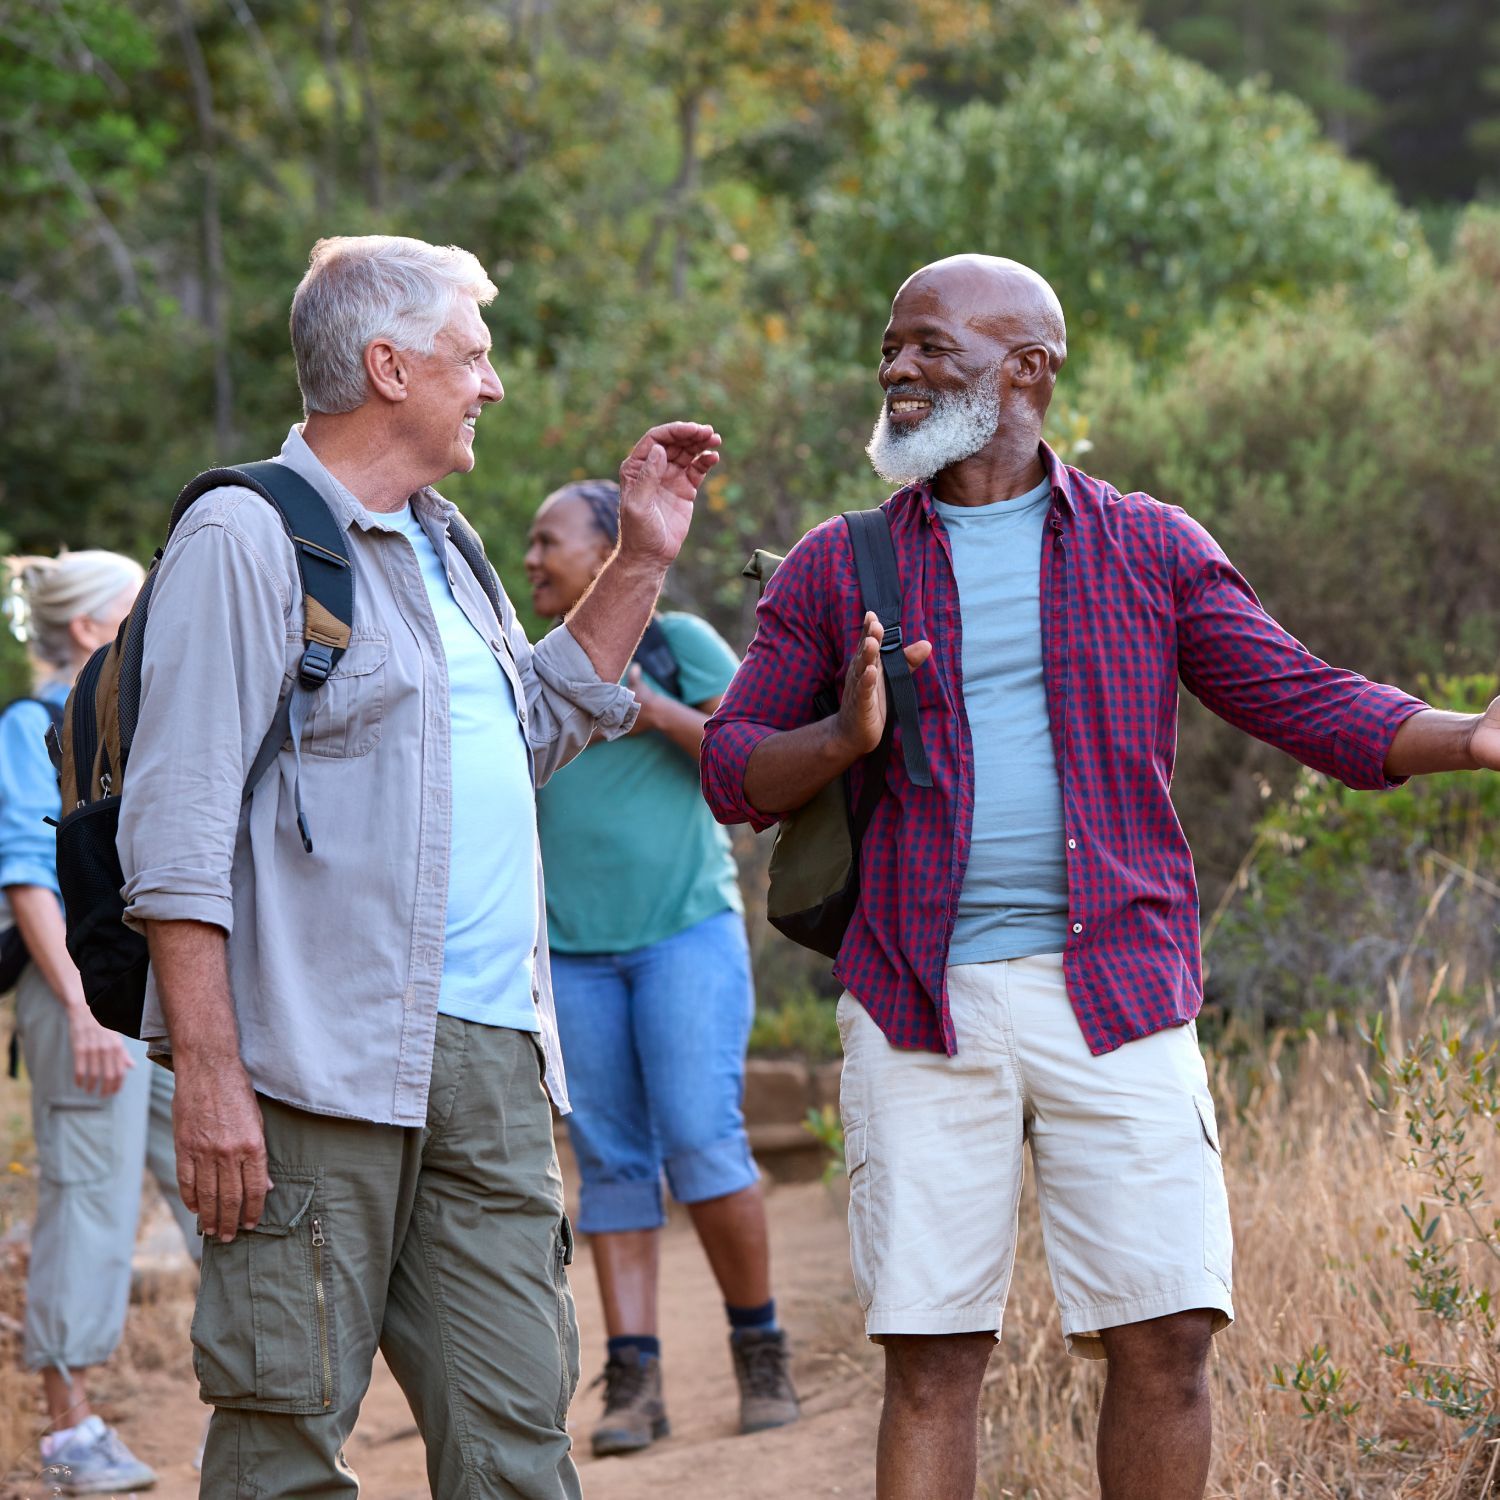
[527,480,799,1457]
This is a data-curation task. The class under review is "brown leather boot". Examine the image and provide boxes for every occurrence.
[730,1329,801,1434]
[590,1347,670,1457]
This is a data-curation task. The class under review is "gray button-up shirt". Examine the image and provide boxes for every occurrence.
[118,425,636,1125]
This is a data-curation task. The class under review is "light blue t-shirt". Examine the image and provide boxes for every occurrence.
[935,475,1070,964]
[382,504,539,1031]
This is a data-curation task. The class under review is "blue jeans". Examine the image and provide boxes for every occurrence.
[550,909,759,1233]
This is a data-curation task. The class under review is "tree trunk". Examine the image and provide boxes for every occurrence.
[317,0,348,221]
[170,0,234,454]
[671,89,700,302]
[347,0,384,213]
[636,85,703,293]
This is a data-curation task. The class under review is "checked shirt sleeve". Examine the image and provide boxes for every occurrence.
[701,524,843,831]
[1170,507,1428,789]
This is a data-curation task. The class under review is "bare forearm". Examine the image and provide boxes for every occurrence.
[743,717,864,815]
[6,886,84,1007]
[1384,709,1482,779]
[567,551,668,686]
[652,698,710,759]
[144,919,243,1068]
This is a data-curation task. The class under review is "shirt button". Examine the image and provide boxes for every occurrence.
[490,639,502,651]
[1067,838,1077,850]
[1072,922,1083,934]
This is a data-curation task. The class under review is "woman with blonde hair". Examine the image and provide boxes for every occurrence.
[1,550,197,1494]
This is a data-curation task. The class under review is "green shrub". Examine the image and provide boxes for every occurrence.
[748,989,842,1063]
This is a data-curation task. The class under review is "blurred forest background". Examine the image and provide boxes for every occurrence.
[5,2,1500,1492]
[3,0,1500,1020]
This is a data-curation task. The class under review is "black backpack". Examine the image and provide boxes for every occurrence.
[52,462,504,1038]
[633,617,681,700]
[0,697,67,994]
[741,509,931,959]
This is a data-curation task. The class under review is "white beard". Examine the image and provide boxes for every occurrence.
[865,366,1003,487]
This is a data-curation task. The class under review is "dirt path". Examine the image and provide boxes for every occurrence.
[6,1175,878,1499]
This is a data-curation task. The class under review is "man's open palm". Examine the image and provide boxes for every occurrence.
[618,421,721,568]
[1470,695,1500,771]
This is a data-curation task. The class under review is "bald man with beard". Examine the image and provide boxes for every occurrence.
[701,254,1500,1499]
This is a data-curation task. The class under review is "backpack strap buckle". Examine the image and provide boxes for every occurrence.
[879,623,904,653]
[298,640,335,687]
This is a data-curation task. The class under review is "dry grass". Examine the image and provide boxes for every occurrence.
[973,1030,1500,1499]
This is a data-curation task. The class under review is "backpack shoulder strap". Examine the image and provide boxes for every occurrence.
[633,617,682,700]
[1,696,65,732]
[124,462,357,853]
[445,508,505,625]
[843,509,932,789]
[172,462,355,688]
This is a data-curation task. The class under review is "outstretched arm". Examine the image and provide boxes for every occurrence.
[1385,698,1500,778]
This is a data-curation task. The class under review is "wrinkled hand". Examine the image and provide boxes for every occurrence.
[66,1002,134,1096]
[173,1056,271,1243]
[1469,695,1500,771]
[834,612,933,757]
[617,422,721,569]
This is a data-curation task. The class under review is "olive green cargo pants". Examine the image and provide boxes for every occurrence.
[192,1018,581,1499]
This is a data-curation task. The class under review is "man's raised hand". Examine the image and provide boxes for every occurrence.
[835,611,933,758]
[617,422,722,569]
[1468,693,1500,771]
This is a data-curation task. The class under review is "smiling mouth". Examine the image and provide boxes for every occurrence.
[888,398,932,421]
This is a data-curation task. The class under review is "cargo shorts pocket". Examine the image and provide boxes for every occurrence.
[552,1214,580,1428]
[1195,1096,1233,1289]
[190,1168,339,1415]
[842,1120,875,1311]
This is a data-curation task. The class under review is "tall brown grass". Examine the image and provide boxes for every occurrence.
[974,1024,1500,1498]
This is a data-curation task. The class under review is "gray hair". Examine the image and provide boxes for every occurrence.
[289,236,498,415]
[4,550,144,673]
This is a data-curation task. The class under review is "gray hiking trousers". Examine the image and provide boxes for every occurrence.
[17,962,199,1376]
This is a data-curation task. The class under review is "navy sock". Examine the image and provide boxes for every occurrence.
[608,1334,660,1364]
[726,1299,778,1340]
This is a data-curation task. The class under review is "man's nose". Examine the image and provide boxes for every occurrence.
[480,359,504,403]
[882,344,921,387]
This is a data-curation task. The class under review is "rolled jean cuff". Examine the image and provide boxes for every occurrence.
[576,1177,667,1235]
[663,1131,759,1206]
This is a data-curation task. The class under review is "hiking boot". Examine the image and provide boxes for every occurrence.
[590,1347,670,1457]
[41,1416,157,1494]
[731,1328,800,1434]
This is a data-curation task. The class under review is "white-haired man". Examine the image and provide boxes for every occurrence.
[702,254,1500,1499]
[117,235,720,1498]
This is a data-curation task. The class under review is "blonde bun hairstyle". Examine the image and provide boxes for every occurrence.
[3,550,144,675]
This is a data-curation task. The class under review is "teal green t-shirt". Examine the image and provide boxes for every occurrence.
[537,612,743,954]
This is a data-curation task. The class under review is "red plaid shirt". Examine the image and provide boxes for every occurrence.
[701,444,1428,1055]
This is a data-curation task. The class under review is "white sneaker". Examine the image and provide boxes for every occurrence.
[41,1416,157,1494]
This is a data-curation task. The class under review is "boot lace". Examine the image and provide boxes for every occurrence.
[594,1355,652,1413]
[739,1337,792,1400]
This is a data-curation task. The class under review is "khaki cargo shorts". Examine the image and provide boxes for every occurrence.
[837,952,1234,1357]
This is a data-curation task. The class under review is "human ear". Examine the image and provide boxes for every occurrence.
[1010,345,1049,387]
[68,614,104,653]
[364,338,408,403]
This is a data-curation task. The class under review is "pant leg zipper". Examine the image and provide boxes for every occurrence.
[311,1217,332,1409]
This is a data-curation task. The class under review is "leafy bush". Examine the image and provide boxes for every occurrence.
[808,10,1424,367]
[747,989,842,1063]
[1083,209,1500,892]
[1205,676,1500,1031]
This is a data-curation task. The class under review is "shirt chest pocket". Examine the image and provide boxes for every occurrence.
[302,633,390,760]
